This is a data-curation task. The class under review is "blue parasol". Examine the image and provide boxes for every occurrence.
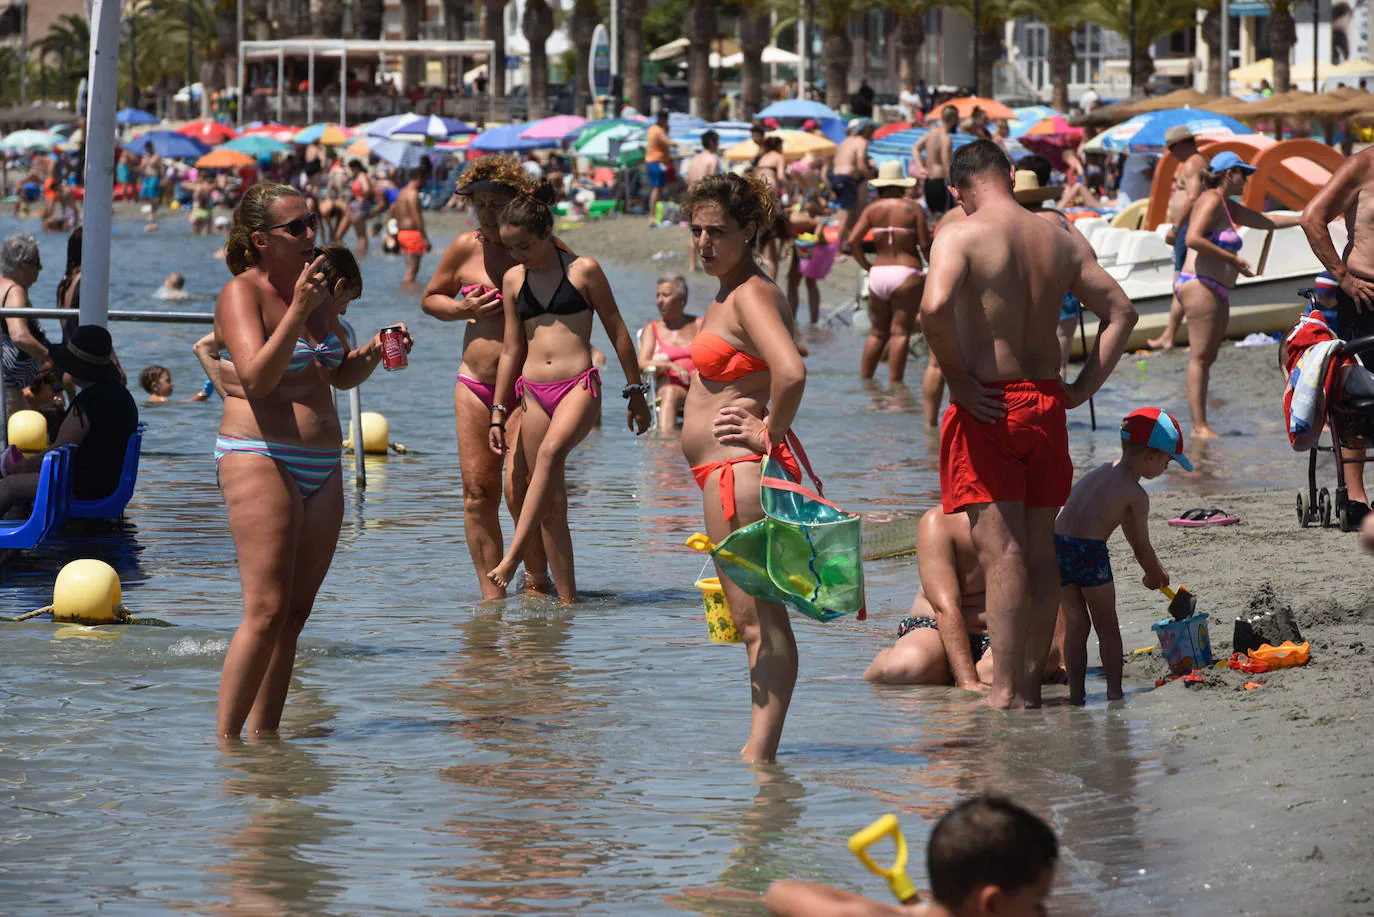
[468,122,560,152]
[1097,108,1250,153]
[128,130,210,159]
[115,108,158,125]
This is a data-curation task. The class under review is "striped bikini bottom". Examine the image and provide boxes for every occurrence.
[215,435,341,497]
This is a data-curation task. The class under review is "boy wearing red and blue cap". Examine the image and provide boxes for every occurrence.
[1053,408,1190,704]
[1312,270,1341,326]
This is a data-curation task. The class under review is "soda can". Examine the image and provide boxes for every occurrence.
[380,325,408,371]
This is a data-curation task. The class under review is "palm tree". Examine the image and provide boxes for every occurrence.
[1009,0,1095,110]
[1265,0,1298,92]
[524,0,555,118]
[401,0,425,89]
[1199,0,1221,93]
[316,0,348,36]
[621,0,646,112]
[684,0,718,118]
[36,13,90,103]
[358,0,386,37]
[941,0,1007,96]
[1089,0,1195,89]
[812,0,868,110]
[737,0,771,119]
[571,0,601,116]
[482,0,507,98]
[890,0,935,93]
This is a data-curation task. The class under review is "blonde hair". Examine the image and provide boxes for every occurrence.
[225,183,302,276]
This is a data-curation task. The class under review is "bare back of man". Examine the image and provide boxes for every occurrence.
[1150,139,1208,350]
[393,171,430,286]
[920,141,1136,709]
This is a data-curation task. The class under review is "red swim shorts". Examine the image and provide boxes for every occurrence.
[397,229,426,255]
[940,379,1073,514]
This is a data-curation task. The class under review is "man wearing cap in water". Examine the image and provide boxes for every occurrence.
[831,118,875,254]
[921,140,1136,710]
[1148,125,1209,350]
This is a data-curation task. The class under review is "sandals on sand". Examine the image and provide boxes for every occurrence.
[1168,508,1241,528]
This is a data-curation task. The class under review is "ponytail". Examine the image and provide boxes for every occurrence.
[226,182,301,276]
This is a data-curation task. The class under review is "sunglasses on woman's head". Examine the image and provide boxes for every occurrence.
[263,212,319,237]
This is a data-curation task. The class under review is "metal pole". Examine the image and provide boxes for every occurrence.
[798,0,808,98]
[348,386,366,489]
[186,0,194,111]
[277,47,284,123]
[340,48,348,127]
[82,0,122,330]
[130,12,138,110]
[1128,0,1136,97]
[19,0,27,105]
[236,0,244,128]
[308,47,315,123]
[972,0,981,94]
[611,0,619,76]
[1313,0,1320,93]
[1219,0,1229,97]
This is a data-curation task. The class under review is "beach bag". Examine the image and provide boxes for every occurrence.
[798,229,839,281]
[708,435,865,622]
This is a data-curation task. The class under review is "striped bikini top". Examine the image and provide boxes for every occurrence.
[287,332,345,373]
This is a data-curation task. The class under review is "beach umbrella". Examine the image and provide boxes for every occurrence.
[873,121,914,140]
[520,114,589,141]
[367,113,476,140]
[0,129,61,153]
[723,129,837,163]
[195,148,255,169]
[1020,115,1083,147]
[239,123,296,142]
[293,122,353,145]
[469,122,559,152]
[924,96,1015,122]
[1096,108,1250,153]
[719,46,801,67]
[126,129,211,159]
[758,99,842,122]
[221,134,291,157]
[574,122,646,155]
[179,120,237,145]
[115,108,158,125]
[353,136,436,169]
[1007,105,1062,138]
[1117,88,1226,118]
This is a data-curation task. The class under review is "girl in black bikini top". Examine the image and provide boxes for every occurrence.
[516,248,592,321]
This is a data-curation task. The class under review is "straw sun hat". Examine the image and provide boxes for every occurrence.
[869,161,916,188]
[1012,170,1060,203]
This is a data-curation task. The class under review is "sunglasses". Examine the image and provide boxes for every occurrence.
[262,212,319,237]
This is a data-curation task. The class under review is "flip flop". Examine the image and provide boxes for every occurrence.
[1168,508,1241,527]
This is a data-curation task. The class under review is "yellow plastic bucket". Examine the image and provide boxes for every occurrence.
[696,576,741,643]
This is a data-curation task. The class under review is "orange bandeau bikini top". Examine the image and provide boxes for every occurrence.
[690,331,769,383]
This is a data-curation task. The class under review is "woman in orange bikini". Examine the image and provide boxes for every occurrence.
[637,274,701,432]
[422,156,549,599]
[486,182,652,602]
[680,173,807,763]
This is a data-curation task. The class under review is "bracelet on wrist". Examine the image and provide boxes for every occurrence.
[621,382,650,399]
[491,403,509,415]
[489,422,505,429]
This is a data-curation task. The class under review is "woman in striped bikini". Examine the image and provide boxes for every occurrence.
[214,183,411,738]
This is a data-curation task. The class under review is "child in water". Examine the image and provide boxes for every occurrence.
[154,273,189,301]
[139,365,209,404]
[1054,407,1190,704]
[765,795,1058,917]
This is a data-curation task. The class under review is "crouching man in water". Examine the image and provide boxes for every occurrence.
[920,140,1135,710]
[864,508,1063,688]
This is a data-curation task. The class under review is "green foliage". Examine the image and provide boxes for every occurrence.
[1008,0,1096,34]
[1089,0,1196,51]
[939,0,1010,31]
[644,0,688,52]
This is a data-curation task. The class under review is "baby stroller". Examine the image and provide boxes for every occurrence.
[1285,287,1374,531]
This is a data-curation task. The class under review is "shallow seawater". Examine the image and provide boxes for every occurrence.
[0,215,1309,914]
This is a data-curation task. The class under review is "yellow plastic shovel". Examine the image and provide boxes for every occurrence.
[848,814,918,904]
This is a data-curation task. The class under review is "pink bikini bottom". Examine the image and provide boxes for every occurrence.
[868,264,923,300]
[457,372,498,410]
[516,367,601,416]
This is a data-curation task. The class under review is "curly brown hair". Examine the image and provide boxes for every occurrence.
[681,172,777,248]
[457,154,535,195]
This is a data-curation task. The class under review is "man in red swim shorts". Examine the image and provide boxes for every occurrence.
[920,140,1136,710]
[392,157,432,287]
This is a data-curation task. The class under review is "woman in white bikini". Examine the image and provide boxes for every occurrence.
[849,162,930,384]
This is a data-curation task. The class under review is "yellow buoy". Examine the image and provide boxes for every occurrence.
[51,559,123,625]
[360,412,390,455]
[8,410,48,453]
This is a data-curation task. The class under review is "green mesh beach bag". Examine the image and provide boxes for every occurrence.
[708,435,866,623]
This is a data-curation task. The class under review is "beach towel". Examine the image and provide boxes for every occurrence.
[1281,313,1345,451]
